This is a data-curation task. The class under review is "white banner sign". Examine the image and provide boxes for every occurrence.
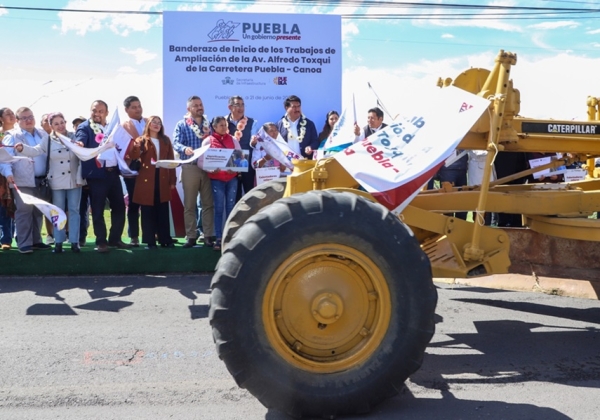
[335,86,491,213]
[256,166,281,185]
[564,169,587,182]
[200,148,250,172]
[163,12,341,137]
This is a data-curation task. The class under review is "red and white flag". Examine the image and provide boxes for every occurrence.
[334,86,490,214]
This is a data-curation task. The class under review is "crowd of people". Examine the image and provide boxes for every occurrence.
[0,94,348,254]
[0,93,560,256]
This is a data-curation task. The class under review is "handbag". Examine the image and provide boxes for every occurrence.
[129,158,141,171]
[38,135,53,202]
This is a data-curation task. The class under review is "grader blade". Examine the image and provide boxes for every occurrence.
[505,228,600,292]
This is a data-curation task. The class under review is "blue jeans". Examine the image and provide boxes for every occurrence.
[211,178,238,239]
[0,205,13,245]
[52,187,82,244]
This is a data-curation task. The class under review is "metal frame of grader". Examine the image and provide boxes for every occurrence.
[283,49,600,279]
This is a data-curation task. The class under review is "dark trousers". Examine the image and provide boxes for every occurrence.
[140,169,171,246]
[124,177,140,239]
[79,185,90,243]
[494,152,528,227]
[236,152,255,201]
[87,170,126,245]
[436,167,468,220]
[0,205,14,245]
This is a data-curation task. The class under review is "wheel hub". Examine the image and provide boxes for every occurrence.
[311,292,343,324]
[262,244,391,373]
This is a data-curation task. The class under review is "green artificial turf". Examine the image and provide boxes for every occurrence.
[0,241,220,276]
[2,212,220,276]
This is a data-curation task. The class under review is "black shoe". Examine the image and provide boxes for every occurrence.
[182,238,196,248]
[204,236,215,247]
[108,240,132,249]
[161,243,175,248]
[53,243,63,254]
[95,244,110,253]
[145,244,158,250]
[33,242,52,250]
[71,243,81,253]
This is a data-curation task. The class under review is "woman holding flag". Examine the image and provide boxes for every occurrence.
[15,112,83,253]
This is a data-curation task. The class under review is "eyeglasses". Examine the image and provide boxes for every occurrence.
[18,115,35,121]
[150,120,162,126]
[232,103,244,107]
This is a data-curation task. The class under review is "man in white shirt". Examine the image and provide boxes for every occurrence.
[120,95,146,247]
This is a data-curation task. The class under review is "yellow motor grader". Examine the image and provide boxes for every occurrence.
[209,50,600,418]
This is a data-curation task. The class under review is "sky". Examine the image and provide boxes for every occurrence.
[1,0,600,133]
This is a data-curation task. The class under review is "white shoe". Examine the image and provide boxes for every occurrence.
[45,235,55,245]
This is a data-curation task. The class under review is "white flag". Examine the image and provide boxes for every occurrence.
[322,94,357,154]
[154,144,210,169]
[0,148,31,163]
[255,127,302,170]
[14,185,67,230]
[56,133,115,162]
[335,86,490,214]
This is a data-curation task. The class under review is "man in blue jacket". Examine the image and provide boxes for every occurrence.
[76,100,129,253]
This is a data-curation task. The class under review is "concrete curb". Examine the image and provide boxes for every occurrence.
[434,274,600,300]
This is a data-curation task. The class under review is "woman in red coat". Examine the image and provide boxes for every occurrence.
[205,116,240,251]
[129,116,176,249]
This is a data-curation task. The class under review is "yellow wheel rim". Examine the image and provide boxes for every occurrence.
[262,244,392,373]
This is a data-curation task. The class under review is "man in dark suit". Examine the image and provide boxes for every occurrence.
[276,95,319,159]
[76,100,129,253]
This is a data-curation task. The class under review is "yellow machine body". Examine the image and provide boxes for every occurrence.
[283,50,600,281]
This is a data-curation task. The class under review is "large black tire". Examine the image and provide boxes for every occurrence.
[209,190,437,418]
[221,178,286,252]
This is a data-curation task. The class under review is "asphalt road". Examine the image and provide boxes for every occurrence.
[0,274,599,419]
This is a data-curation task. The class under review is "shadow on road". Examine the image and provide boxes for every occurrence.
[0,274,212,319]
[263,389,571,420]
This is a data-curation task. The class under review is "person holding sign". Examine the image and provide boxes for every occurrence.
[251,123,288,173]
[128,116,176,249]
[205,116,241,252]
[276,95,319,159]
[172,96,215,248]
[15,112,84,253]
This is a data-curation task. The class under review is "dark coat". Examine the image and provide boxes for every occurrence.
[362,123,388,139]
[76,120,107,179]
[276,116,319,158]
[129,136,176,206]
